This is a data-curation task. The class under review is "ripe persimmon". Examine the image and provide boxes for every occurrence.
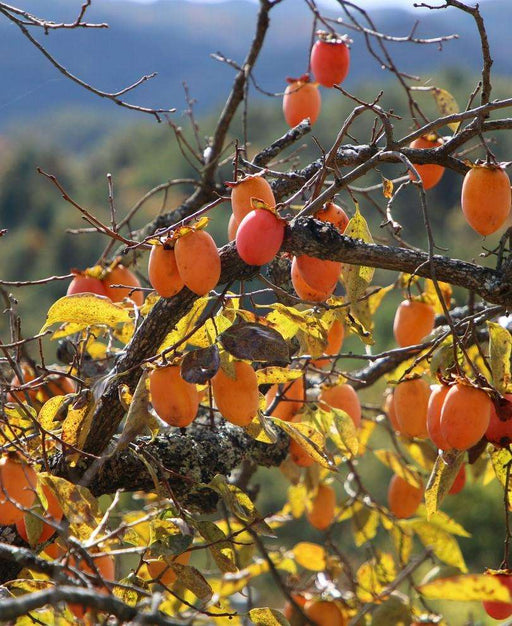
[461,163,511,236]
[393,299,435,347]
[486,394,512,446]
[146,550,191,587]
[227,174,276,223]
[0,454,37,525]
[67,551,115,618]
[148,240,184,298]
[150,365,199,427]
[266,376,304,421]
[384,391,401,433]
[16,484,63,544]
[236,208,285,266]
[388,474,423,519]
[448,464,466,495]
[228,213,239,241]
[283,593,307,623]
[289,438,315,468]
[175,229,221,296]
[310,36,350,88]
[211,361,259,427]
[67,275,108,297]
[408,135,445,190]
[307,484,336,530]
[427,384,451,451]
[103,264,144,306]
[311,319,344,368]
[319,383,361,428]
[295,255,341,294]
[314,201,349,232]
[483,573,512,620]
[283,77,321,127]
[304,599,347,626]
[440,383,491,450]
[394,378,430,439]
[291,256,336,302]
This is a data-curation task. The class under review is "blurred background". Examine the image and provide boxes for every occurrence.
[1,1,511,622]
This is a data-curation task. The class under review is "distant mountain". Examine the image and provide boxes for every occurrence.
[1,0,510,134]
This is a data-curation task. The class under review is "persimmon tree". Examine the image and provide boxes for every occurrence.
[2,0,512,624]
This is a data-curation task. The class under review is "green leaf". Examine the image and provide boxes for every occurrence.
[341,204,375,304]
[424,450,464,518]
[488,322,512,393]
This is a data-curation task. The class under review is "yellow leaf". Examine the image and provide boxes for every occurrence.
[171,563,213,602]
[158,297,209,353]
[352,508,379,547]
[292,542,326,571]
[248,608,290,625]
[342,204,375,305]
[488,322,512,393]
[374,449,422,488]
[401,439,437,472]
[195,521,237,574]
[116,371,153,450]
[317,407,359,458]
[490,447,512,504]
[425,450,464,518]
[405,519,467,572]
[423,279,452,314]
[38,474,102,541]
[288,484,308,519]
[40,294,131,334]
[256,367,303,385]
[272,418,336,470]
[61,392,96,458]
[427,510,470,538]
[419,574,512,602]
[431,87,461,133]
[356,553,396,602]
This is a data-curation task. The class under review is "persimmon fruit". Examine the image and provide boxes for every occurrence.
[461,163,511,236]
[384,391,400,433]
[150,365,199,427]
[427,384,451,450]
[16,484,63,544]
[175,229,221,296]
[103,264,144,306]
[311,319,344,368]
[393,378,430,439]
[266,376,304,421]
[486,394,512,446]
[440,383,491,450]
[315,201,350,232]
[227,213,239,241]
[310,36,350,88]
[295,255,341,294]
[236,208,285,266]
[67,275,108,297]
[319,383,361,428]
[393,299,435,347]
[448,464,466,495]
[408,135,445,190]
[304,599,347,626]
[289,438,315,468]
[283,77,321,127]
[0,454,37,525]
[147,551,191,587]
[291,256,336,302]
[212,361,259,427]
[307,484,336,530]
[283,593,307,623]
[148,240,184,298]
[482,573,512,620]
[388,474,423,519]
[228,174,276,223]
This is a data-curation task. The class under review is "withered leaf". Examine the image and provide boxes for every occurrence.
[181,344,220,384]
[219,322,290,363]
